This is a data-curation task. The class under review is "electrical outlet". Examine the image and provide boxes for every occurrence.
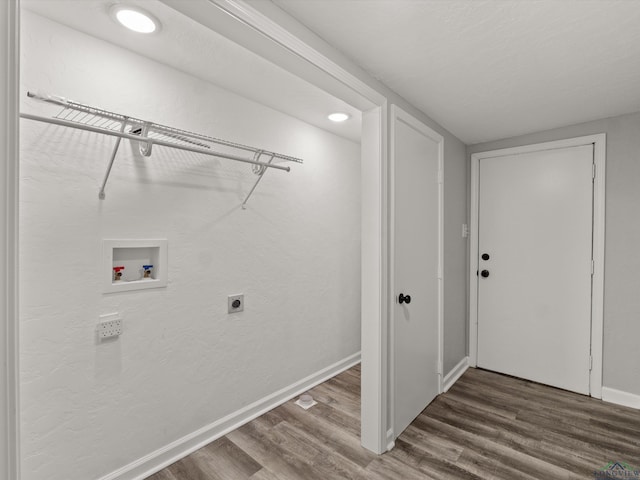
[98,313,122,339]
[228,294,244,313]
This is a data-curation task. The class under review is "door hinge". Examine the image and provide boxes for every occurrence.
[589,355,593,371]
[591,260,595,275]
[592,164,596,179]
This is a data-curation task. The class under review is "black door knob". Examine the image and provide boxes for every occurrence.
[481,270,490,278]
[481,253,490,261]
[398,293,411,304]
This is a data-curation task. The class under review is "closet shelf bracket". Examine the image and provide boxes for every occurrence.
[98,119,127,200]
[139,122,153,157]
[242,152,275,209]
[20,91,303,205]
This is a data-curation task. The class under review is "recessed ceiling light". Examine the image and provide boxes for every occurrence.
[328,113,350,123]
[110,5,160,34]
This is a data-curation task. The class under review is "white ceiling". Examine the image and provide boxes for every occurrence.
[20,0,362,142]
[272,0,640,144]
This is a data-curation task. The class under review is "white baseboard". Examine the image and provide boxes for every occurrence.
[386,428,395,452]
[443,356,469,392]
[602,386,640,410]
[100,352,361,480]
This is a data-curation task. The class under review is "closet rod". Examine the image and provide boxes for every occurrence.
[20,113,292,173]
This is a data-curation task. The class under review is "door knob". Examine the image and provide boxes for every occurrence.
[481,270,490,278]
[481,253,490,261]
[398,293,411,304]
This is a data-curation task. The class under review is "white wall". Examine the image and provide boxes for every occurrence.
[468,111,640,398]
[19,11,361,480]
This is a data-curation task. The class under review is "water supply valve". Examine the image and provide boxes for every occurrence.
[142,264,154,279]
[113,266,125,281]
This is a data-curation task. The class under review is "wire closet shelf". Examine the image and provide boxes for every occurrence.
[20,91,304,208]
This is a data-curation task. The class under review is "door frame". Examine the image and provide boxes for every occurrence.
[1,1,20,479]
[389,105,444,447]
[469,134,606,398]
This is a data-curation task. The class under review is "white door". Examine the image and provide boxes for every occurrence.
[392,107,442,438]
[477,145,594,395]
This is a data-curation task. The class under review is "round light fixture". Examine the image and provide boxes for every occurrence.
[328,112,350,123]
[110,5,160,34]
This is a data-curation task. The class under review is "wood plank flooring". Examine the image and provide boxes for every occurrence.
[147,365,640,479]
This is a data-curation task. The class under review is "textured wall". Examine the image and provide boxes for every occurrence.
[19,11,360,480]
[468,111,640,397]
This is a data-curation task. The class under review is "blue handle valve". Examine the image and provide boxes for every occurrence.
[142,264,153,279]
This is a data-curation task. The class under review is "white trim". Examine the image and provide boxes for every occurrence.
[209,0,384,105]
[385,429,395,451]
[590,137,606,399]
[443,357,469,392]
[469,134,606,398]
[360,105,390,454]
[1,1,20,480]
[470,136,601,158]
[602,387,640,410]
[389,105,444,440]
[99,353,361,480]
[437,128,444,395]
[388,106,396,442]
[468,155,479,367]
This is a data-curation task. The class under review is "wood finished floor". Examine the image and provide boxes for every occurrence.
[147,364,640,479]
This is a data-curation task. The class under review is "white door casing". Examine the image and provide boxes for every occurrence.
[1,1,20,479]
[469,135,606,398]
[477,145,593,394]
[390,105,443,441]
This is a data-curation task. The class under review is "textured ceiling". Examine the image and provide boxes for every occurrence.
[272,0,640,144]
[21,0,362,142]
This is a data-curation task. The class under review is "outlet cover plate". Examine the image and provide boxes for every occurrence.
[228,294,244,313]
[99,313,122,339]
